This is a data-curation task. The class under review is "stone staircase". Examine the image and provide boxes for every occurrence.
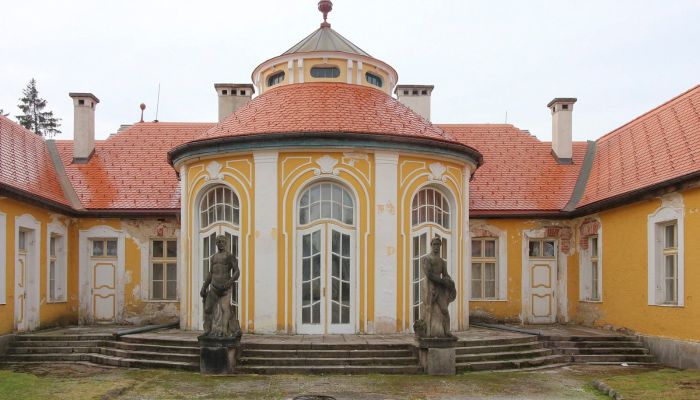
[236,341,422,374]
[456,335,566,372]
[3,333,199,371]
[542,334,656,365]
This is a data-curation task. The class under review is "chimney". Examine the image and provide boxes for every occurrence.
[69,93,99,163]
[214,83,254,122]
[394,85,434,121]
[547,97,577,164]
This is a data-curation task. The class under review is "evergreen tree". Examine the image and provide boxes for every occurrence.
[16,78,61,137]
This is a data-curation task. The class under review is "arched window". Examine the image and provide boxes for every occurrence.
[311,66,341,78]
[411,187,450,229]
[410,187,451,322]
[267,71,285,87]
[299,182,354,225]
[365,72,383,88]
[200,186,240,228]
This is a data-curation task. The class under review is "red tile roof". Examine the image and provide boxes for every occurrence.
[441,124,588,213]
[55,122,214,210]
[578,85,700,207]
[195,83,458,144]
[0,115,71,207]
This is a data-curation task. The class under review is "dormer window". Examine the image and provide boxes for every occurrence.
[365,72,383,88]
[267,71,285,87]
[311,66,340,78]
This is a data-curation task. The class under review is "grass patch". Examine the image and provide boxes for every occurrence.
[598,369,700,400]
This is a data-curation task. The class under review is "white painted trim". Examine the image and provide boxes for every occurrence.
[46,220,68,303]
[253,150,279,333]
[356,60,363,86]
[78,225,126,324]
[179,165,189,330]
[373,151,398,333]
[347,59,354,84]
[287,60,294,85]
[647,195,685,306]
[15,214,41,331]
[469,222,508,301]
[462,166,470,330]
[0,212,6,304]
[579,222,603,302]
[298,58,304,84]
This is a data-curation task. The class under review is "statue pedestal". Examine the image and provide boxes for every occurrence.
[198,335,241,375]
[416,337,458,375]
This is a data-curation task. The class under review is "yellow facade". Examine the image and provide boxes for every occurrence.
[0,197,78,335]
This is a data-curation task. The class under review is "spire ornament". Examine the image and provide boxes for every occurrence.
[318,0,333,27]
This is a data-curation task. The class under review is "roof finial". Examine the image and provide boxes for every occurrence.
[318,0,333,27]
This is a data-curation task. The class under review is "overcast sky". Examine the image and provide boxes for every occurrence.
[1,0,698,142]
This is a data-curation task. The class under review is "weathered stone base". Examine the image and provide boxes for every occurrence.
[0,334,15,357]
[198,335,241,374]
[417,337,458,375]
[641,335,700,369]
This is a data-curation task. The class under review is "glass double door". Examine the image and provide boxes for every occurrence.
[297,225,354,334]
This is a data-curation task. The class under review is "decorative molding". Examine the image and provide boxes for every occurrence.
[428,162,447,182]
[205,161,223,181]
[314,155,340,176]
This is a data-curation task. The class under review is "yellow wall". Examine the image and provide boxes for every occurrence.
[0,197,78,335]
[572,187,700,341]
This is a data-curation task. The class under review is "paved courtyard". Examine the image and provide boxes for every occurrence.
[2,362,700,400]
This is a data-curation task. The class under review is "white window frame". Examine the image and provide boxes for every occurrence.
[46,222,68,303]
[648,205,684,306]
[579,228,603,302]
[150,238,178,301]
[0,212,6,304]
[471,237,498,300]
[469,224,508,301]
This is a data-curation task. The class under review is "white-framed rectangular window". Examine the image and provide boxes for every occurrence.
[150,239,177,300]
[471,238,497,300]
[648,203,684,307]
[92,238,118,257]
[580,235,602,302]
[0,212,6,304]
[47,223,67,303]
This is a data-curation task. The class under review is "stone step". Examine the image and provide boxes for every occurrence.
[571,354,656,363]
[541,335,636,342]
[457,336,537,348]
[8,340,106,348]
[241,342,411,351]
[235,365,423,374]
[546,340,644,348]
[3,352,198,371]
[241,348,414,359]
[4,353,85,363]
[107,341,199,355]
[14,335,112,342]
[119,336,197,348]
[456,348,552,363]
[239,356,418,367]
[457,355,567,372]
[556,347,649,355]
[456,342,543,355]
[8,346,98,355]
[98,347,199,363]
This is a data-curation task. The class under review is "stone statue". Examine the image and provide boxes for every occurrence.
[200,235,241,338]
[414,235,457,338]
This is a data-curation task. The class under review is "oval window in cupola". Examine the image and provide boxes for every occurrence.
[365,72,383,88]
[267,71,285,87]
[311,66,341,78]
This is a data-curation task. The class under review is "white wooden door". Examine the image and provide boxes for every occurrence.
[90,239,118,323]
[14,231,28,332]
[525,239,557,324]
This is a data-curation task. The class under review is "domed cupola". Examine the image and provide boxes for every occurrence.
[251,1,398,95]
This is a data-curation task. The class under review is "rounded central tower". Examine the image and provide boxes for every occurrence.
[251,1,398,95]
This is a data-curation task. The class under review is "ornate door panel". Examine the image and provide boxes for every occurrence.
[90,239,118,323]
[525,239,557,324]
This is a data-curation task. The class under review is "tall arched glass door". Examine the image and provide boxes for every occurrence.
[296,182,356,334]
[410,187,451,323]
[199,186,240,320]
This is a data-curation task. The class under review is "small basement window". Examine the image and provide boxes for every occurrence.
[366,72,383,88]
[267,71,285,87]
[310,66,341,78]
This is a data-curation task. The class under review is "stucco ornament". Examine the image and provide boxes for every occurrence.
[205,161,223,181]
[428,162,447,182]
[342,152,368,167]
[314,155,340,175]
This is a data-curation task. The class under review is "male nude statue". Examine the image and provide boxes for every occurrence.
[200,235,240,337]
[418,235,457,338]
